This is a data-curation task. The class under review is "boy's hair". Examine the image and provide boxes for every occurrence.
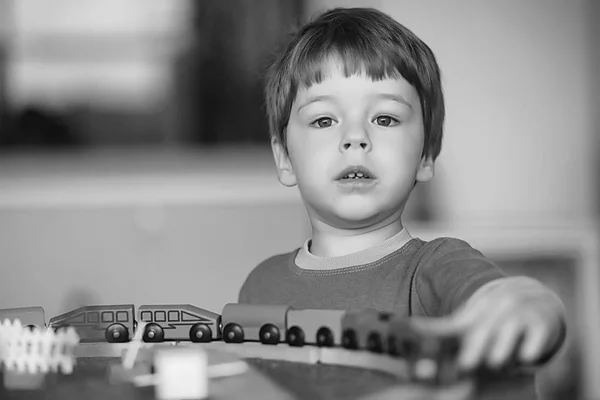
[264,7,445,161]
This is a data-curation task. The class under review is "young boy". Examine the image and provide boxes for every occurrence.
[238,7,566,375]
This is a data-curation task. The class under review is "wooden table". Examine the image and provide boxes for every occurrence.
[0,343,539,400]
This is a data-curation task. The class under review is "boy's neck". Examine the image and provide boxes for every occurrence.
[309,218,405,257]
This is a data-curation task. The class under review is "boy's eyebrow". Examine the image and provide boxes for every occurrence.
[376,93,413,109]
[296,95,335,112]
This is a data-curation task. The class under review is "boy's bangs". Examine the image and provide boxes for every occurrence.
[292,43,407,89]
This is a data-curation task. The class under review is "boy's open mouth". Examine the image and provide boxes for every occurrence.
[335,166,376,181]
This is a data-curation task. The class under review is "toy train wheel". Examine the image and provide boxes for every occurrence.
[316,327,334,347]
[223,323,244,343]
[388,334,412,358]
[105,323,129,343]
[259,324,280,345]
[143,323,164,342]
[342,329,358,349]
[367,332,383,353]
[388,334,399,356]
[444,336,462,358]
[286,326,305,347]
[189,323,212,343]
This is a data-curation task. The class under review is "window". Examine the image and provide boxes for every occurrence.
[155,311,166,322]
[101,312,114,323]
[87,312,99,323]
[116,311,129,322]
[168,310,179,322]
[140,310,153,322]
[182,311,202,322]
[64,312,85,324]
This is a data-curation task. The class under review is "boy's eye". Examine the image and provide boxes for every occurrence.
[310,117,335,128]
[374,116,399,127]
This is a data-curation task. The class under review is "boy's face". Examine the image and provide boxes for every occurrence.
[271,61,434,229]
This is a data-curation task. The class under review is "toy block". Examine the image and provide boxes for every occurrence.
[153,347,209,400]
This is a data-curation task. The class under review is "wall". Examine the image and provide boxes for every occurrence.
[594,0,600,216]
[0,148,311,319]
[0,203,310,318]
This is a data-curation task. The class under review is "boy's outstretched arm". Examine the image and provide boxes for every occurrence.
[426,276,567,371]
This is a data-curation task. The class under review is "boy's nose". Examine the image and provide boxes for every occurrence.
[340,127,372,152]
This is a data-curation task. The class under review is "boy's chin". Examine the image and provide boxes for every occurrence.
[327,206,388,229]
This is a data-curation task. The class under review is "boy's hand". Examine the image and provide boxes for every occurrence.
[416,277,566,371]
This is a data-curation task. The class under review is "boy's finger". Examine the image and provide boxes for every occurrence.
[486,316,523,368]
[448,295,516,332]
[519,321,549,363]
[411,296,512,339]
[458,319,495,370]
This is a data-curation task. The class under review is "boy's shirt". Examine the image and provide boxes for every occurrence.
[238,228,507,317]
[238,229,539,398]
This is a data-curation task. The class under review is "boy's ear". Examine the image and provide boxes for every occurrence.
[416,155,435,183]
[271,135,297,187]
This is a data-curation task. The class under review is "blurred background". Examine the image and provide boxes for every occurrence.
[0,0,598,399]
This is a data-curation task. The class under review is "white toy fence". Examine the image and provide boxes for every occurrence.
[0,319,80,374]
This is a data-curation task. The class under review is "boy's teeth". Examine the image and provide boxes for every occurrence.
[343,172,369,179]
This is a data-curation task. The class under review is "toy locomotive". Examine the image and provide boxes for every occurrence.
[0,303,463,385]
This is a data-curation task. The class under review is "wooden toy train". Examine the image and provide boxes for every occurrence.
[0,304,462,384]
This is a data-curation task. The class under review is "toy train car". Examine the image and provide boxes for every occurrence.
[341,308,394,353]
[137,304,221,343]
[286,308,347,347]
[221,304,290,344]
[48,304,136,343]
[0,306,46,330]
